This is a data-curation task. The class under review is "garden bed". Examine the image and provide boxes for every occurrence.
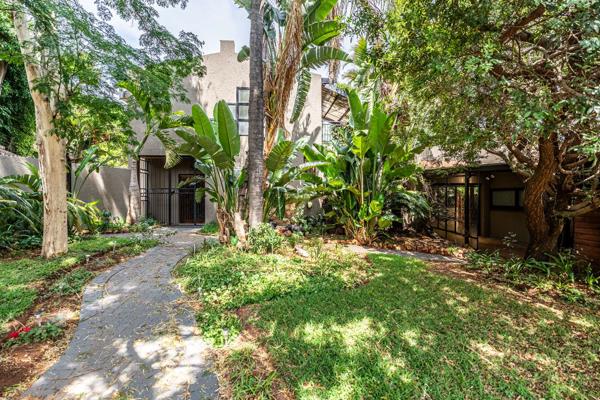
[177,242,600,399]
[0,236,159,397]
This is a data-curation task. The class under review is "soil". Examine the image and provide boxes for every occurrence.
[0,247,152,398]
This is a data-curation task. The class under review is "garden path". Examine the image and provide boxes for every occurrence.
[25,228,218,400]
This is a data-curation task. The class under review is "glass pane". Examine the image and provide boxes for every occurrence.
[517,189,524,207]
[238,105,249,120]
[492,190,515,207]
[469,186,479,236]
[228,104,237,119]
[238,88,250,103]
[447,187,456,217]
[238,121,249,135]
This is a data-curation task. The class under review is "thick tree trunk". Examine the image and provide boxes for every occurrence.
[13,7,68,258]
[247,0,265,227]
[233,211,248,246]
[126,156,141,224]
[0,61,7,94]
[523,136,563,259]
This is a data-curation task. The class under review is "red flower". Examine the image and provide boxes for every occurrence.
[8,331,20,339]
[22,326,31,333]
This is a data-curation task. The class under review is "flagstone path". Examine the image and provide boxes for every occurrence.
[25,228,218,400]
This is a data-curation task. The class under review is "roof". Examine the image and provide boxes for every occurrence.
[322,81,349,124]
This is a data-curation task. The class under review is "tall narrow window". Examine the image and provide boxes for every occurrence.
[236,87,250,135]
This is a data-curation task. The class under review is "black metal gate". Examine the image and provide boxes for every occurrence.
[143,187,205,226]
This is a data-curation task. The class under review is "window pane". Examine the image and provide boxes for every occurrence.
[238,105,249,120]
[517,190,524,207]
[228,104,237,119]
[492,190,515,207]
[238,121,249,135]
[447,187,456,217]
[238,88,250,103]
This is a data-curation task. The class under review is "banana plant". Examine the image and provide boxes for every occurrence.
[235,0,350,156]
[301,88,425,244]
[263,134,328,221]
[173,101,247,244]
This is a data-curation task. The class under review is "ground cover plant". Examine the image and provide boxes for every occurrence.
[178,243,600,399]
[0,236,158,333]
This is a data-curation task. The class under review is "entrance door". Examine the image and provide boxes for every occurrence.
[178,174,205,224]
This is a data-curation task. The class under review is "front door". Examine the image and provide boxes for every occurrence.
[178,174,205,224]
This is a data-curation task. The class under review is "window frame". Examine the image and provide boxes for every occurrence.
[236,87,250,136]
[490,188,524,210]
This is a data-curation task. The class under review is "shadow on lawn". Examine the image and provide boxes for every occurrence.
[256,254,600,400]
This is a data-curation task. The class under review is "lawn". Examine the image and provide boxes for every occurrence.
[0,236,158,332]
[177,244,600,400]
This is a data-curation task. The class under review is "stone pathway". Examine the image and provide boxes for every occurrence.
[346,244,466,264]
[25,228,218,400]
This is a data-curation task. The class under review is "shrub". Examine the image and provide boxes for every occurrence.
[199,221,219,235]
[247,223,284,254]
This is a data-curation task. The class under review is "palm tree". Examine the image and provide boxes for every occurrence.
[236,0,349,157]
[247,0,265,228]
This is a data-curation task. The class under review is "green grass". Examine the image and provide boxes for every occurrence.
[0,236,158,331]
[178,246,600,399]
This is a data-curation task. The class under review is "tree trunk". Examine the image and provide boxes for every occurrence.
[0,61,7,94]
[233,211,248,246]
[13,7,68,258]
[247,0,265,227]
[523,136,563,259]
[126,156,141,224]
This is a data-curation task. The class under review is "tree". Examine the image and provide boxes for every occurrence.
[5,0,202,257]
[236,0,350,157]
[378,0,600,258]
[247,0,265,228]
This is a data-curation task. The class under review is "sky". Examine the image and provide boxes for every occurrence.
[80,0,251,55]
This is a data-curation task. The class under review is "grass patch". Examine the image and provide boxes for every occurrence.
[179,246,600,399]
[0,236,158,331]
[175,244,372,346]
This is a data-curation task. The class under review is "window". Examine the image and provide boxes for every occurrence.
[231,87,249,135]
[491,189,524,209]
[322,123,334,143]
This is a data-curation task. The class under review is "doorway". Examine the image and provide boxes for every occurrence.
[178,174,205,224]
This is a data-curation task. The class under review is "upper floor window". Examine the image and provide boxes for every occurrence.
[229,87,249,135]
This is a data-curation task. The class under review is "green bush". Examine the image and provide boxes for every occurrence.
[247,223,284,254]
[199,221,219,235]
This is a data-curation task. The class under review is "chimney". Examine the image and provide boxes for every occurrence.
[220,40,235,54]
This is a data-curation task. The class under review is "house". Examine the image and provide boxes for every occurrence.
[137,40,332,226]
[421,148,600,264]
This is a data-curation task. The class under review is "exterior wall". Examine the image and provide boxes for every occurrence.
[0,155,130,219]
[139,40,324,224]
[574,210,600,266]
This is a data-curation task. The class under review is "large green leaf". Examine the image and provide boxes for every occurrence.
[192,104,215,139]
[290,69,312,123]
[237,45,250,62]
[306,0,338,23]
[352,134,370,159]
[304,21,342,47]
[266,140,295,172]
[301,46,349,70]
[214,100,240,158]
[367,105,391,153]
[346,88,366,130]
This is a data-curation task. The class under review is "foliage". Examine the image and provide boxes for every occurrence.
[378,0,600,256]
[467,250,600,304]
[263,135,326,221]
[0,236,158,333]
[5,323,63,347]
[0,14,35,156]
[199,222,219,235]
[0,163,101,250]
[174,101,247,244]
[247,223,284,254]
[50,268,94,296]
[175,243,372,346]
[301,89,425,243]
[235,0,350,156]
